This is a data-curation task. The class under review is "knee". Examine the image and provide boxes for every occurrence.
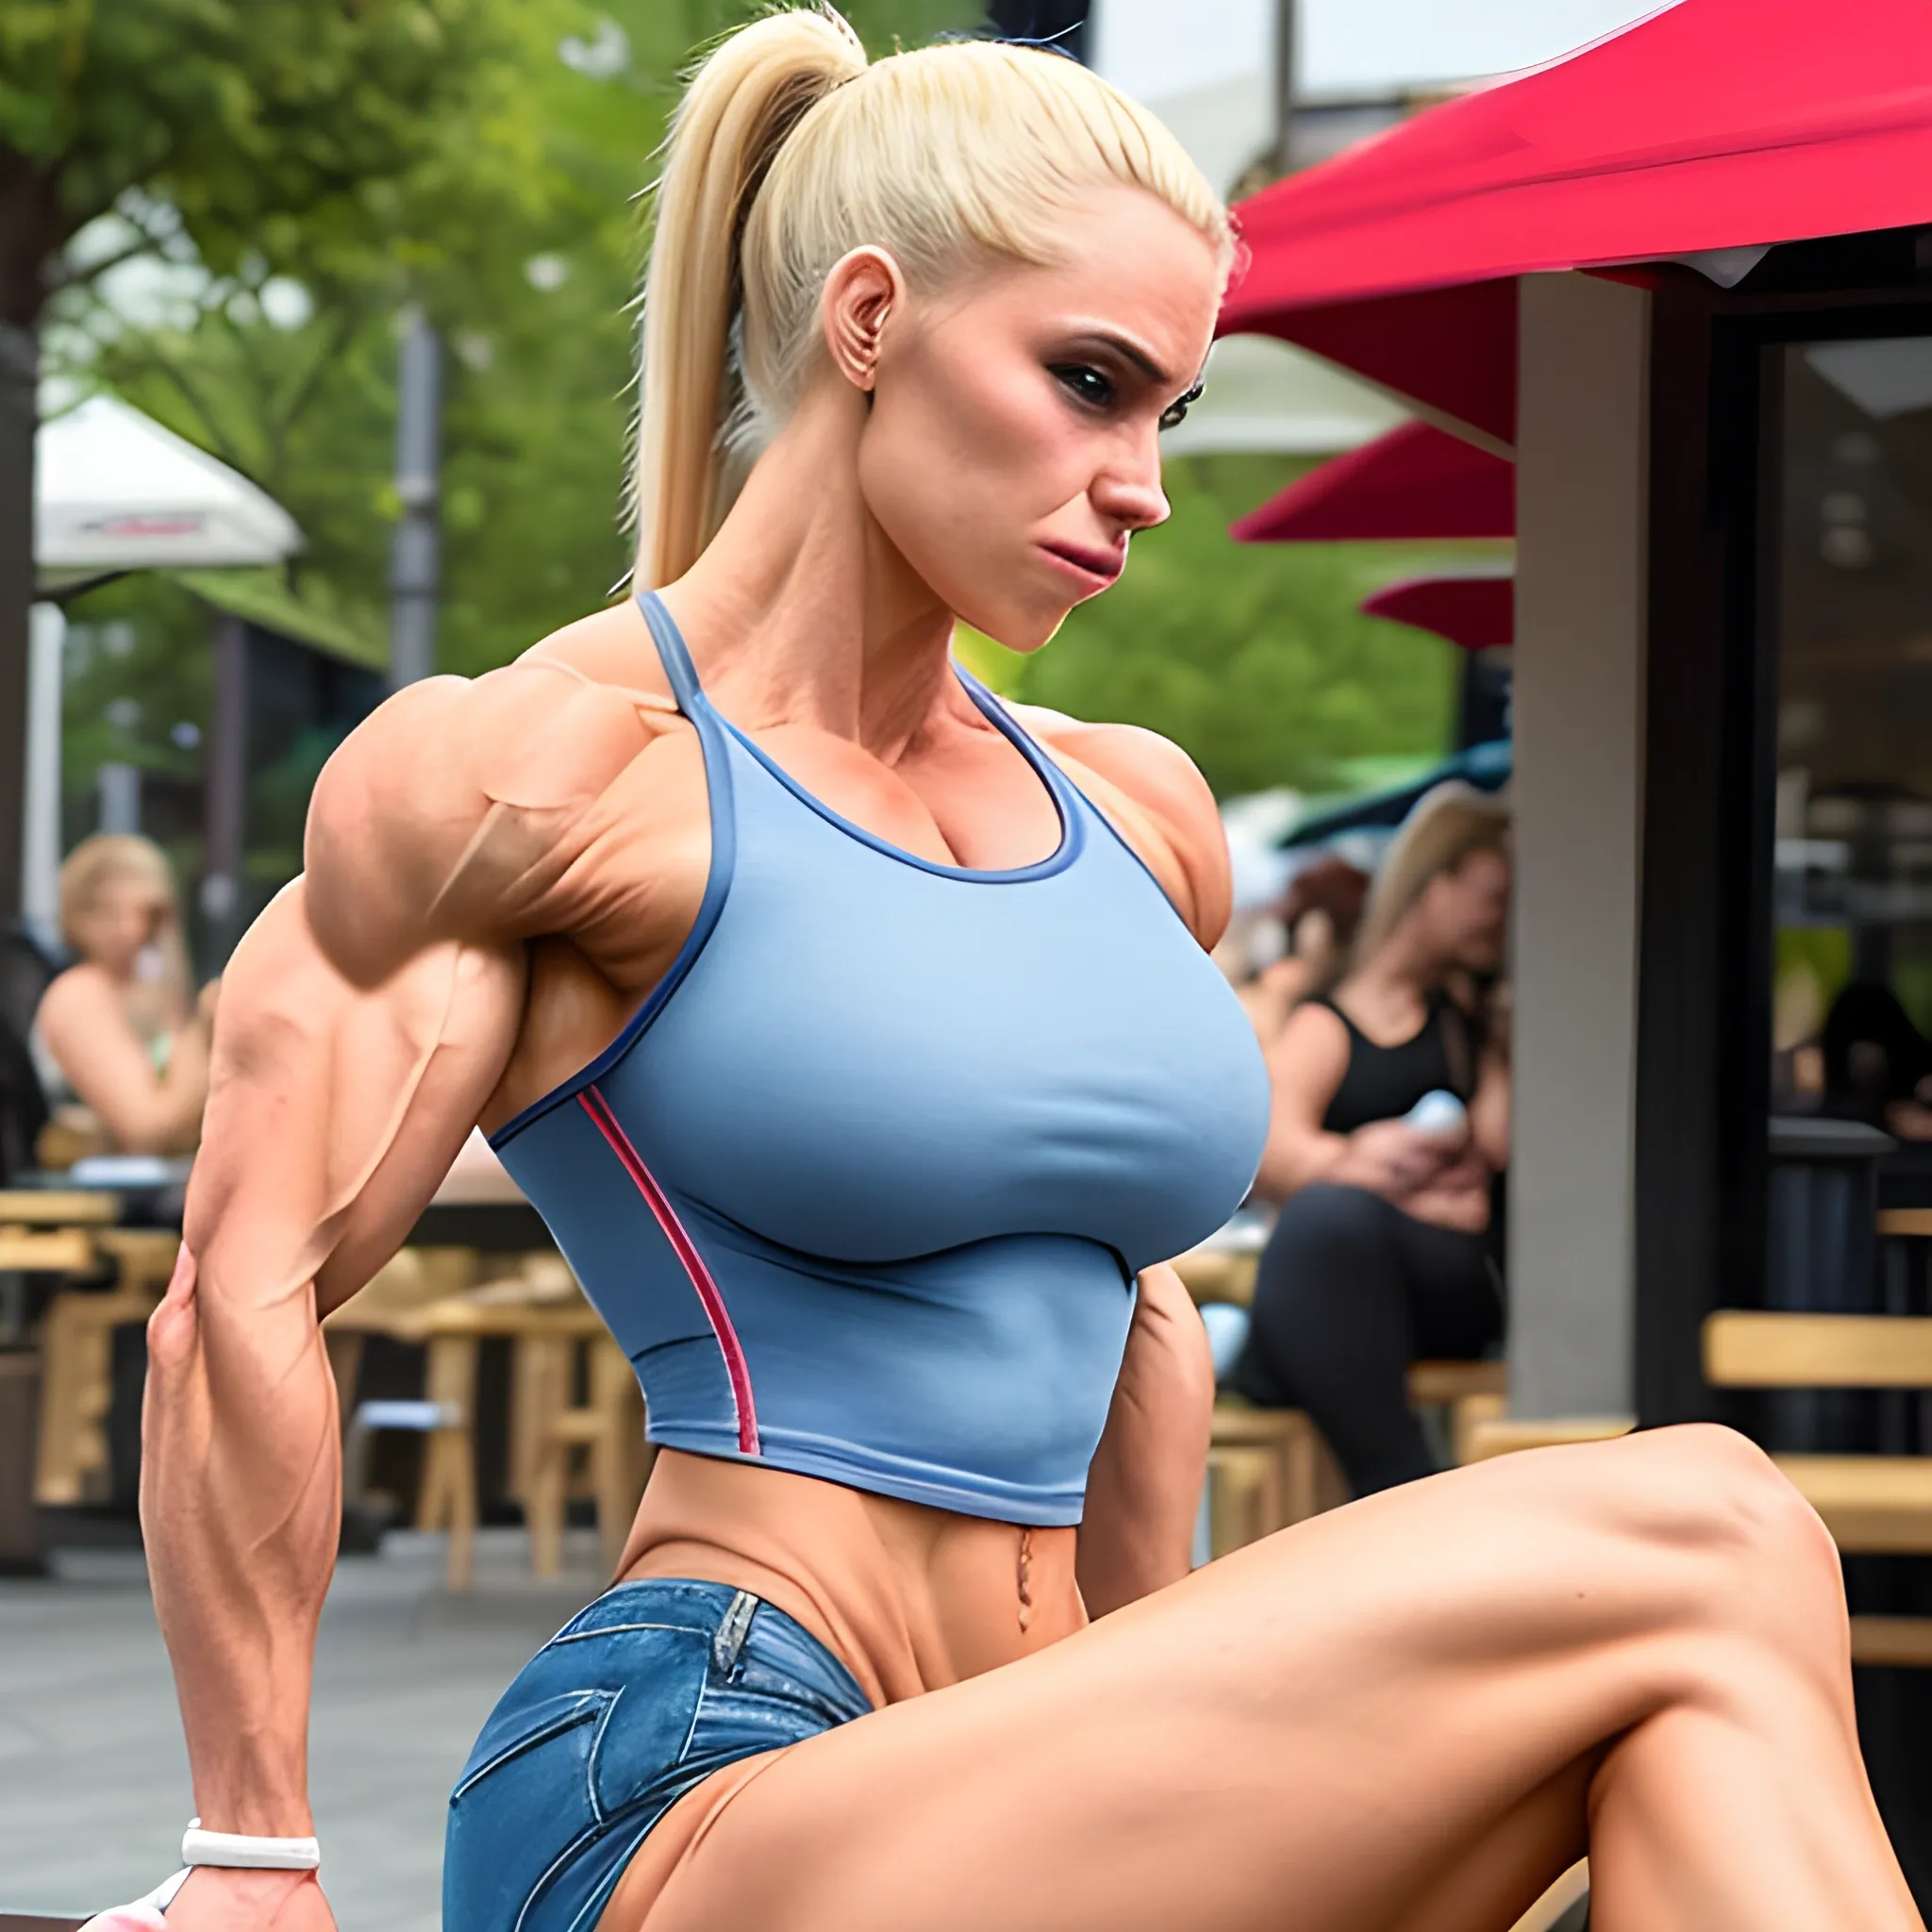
[1269,1183,1387,1261]
[1617,1424,1845,1628]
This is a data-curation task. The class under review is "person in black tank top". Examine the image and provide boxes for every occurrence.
[1230,788,1510,1494]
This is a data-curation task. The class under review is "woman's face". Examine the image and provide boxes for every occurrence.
[854,185,1223,652]
[72,875,168,978]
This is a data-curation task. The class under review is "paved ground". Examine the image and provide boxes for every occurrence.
[0,1528,604,1930]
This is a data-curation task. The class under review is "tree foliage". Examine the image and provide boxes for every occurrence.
[0,0,546,326]
[50,2,1470,854]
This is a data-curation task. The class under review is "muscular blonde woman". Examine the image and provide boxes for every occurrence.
[104,14,1920,1931]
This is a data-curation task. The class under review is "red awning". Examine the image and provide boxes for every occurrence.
[1233,421,1513,543]
[1362,575,1514,651]
[1223,0,1932,441]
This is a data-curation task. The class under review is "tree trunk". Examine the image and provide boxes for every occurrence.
[0,318,34,923]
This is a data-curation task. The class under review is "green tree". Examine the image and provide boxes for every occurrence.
[0,0,555,912]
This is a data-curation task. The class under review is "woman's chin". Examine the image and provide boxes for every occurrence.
[960,606,1070,656]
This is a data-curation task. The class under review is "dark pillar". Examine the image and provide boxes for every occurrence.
[200,611,250,966]
[1273,0,1298,175]
[0,323,37,923]
[0,1352,42,1574]
[389,311,442,691]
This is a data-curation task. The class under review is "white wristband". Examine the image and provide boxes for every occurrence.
[182,1818,321,1871]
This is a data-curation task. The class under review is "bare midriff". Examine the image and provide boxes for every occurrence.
[615,1447,1085,1708]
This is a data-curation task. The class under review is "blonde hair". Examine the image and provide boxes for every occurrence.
[635,7,1230,588]
[58,834,192,1016]
[1353,785,1511,966]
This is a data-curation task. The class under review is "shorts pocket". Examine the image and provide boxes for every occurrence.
[444,1689,614,1926]
[453,1688,616,1806]
[443,1621,715,1930]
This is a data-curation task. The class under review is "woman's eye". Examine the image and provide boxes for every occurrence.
[1053,364,1114,410]
[1160,382,1205,433]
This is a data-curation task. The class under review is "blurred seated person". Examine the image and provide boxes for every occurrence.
[1234,856,1369,1046]
[1820,979,1932,1139]
[1771,958,1827,1109]
[1228,784,1510,1494]
[32,834,216,1159]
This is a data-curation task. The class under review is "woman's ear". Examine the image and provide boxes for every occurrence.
[820,245,906,394]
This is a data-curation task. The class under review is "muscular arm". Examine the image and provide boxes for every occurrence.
[1075,1262,1214,1617]
[142,662,658,1925]
[145,891,524,1844]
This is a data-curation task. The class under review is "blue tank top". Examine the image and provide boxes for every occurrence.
[491,593,1269,1525]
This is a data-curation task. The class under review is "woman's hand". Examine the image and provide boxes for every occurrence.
[145,1869,334,1932]
[1329,1117,1461,1206]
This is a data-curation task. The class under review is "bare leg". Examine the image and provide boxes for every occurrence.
[608,1427,1919,1932]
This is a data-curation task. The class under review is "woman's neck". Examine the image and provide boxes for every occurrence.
[657,384,958,762]
[1341,924,1443,1024]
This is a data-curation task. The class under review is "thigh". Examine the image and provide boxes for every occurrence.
[1233,1185,1409,1399]
[1386,1213,1503,1360]
[610,1428,1792,1932]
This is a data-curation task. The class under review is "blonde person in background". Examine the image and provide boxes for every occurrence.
[33,834,216,1159]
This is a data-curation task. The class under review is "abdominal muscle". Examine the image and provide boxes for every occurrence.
[614,1447,1085,1708]
[600,1450,1083,1924]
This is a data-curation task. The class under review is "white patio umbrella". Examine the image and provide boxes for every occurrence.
[35,392,303,586]
[23,394,305,945]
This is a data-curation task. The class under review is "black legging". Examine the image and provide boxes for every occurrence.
[1228,1183,1504,1496]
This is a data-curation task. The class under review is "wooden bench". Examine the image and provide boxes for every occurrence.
[25,1225,179,1508]
[1704,1307,1932,1664]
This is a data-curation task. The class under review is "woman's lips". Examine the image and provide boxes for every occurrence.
[1039,540,1124,588]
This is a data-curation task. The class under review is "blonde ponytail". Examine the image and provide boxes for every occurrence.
[635,9,866,589]
[633,8,1228,590]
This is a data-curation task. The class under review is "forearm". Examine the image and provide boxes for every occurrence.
[142,1245,340,1833]
[1076,1263,1215,1615]
[1251,1125,1351,1204]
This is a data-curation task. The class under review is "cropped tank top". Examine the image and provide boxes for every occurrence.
[491,594,1270,1526]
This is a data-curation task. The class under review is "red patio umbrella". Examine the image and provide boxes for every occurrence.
[1361,575,1514,650]
[1233,421,1514,543]
[1223,0,1932,442]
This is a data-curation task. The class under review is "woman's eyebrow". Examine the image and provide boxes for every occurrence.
[1064,328,1174,388]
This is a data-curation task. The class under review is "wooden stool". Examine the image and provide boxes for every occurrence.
[1206,1402,1346,1557]
[1704,1307,1932,1664]
[1510,1858,1590,1932]
[1174,1244,1259,1308]
[521,1330,650,1578]
[1461,1415,1635,1461]
[27,1226,175,1507]
[1207,1361,1514,1559]
[333,1266,646,1590]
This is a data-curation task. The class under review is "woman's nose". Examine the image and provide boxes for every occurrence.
[1092,458,1169,534]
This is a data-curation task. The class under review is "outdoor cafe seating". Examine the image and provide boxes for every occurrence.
[1,1150,652,1591]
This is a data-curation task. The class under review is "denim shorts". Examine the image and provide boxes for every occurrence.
[443,1578,871,1932]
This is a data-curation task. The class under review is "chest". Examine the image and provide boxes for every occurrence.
[605,761,1271,1267]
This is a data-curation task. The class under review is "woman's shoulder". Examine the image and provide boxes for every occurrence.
[1007,703,1230,946]
[34,961,125,1045]
[302,605,691,974]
